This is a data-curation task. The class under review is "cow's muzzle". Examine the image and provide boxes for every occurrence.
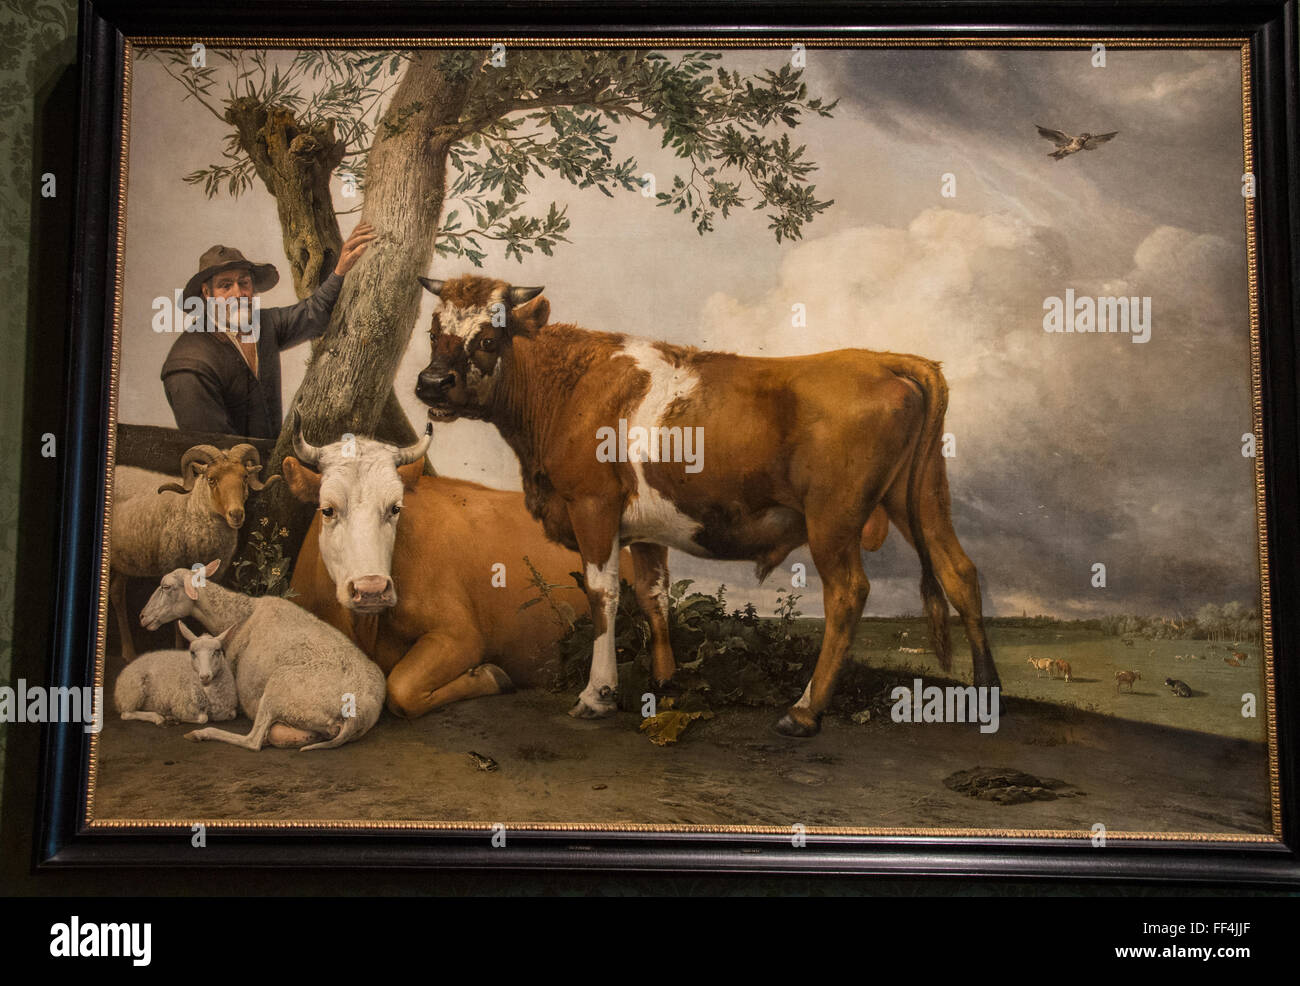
[347,575,397,612]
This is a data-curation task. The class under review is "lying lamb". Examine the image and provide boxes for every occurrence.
[113,622,238,725]
[138,561,386,751]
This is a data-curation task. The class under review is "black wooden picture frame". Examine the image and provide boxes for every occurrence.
[34,0,1300,883]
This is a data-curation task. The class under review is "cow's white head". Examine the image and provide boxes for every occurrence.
[414,275,549,420]
[282,413,431,612]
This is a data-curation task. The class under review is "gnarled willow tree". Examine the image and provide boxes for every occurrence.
[142,45,837,581]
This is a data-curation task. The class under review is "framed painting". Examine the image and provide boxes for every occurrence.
[34,0,1300,882]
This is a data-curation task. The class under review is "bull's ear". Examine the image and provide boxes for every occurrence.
[282,456,322,503]
[510,295,549,337]
[396,459,423,491]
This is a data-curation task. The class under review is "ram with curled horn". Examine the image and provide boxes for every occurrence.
[110,442,279,661]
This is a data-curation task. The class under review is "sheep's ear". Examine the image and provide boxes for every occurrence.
[204,559,221,579]
[282,456,322,503]
[184,576,200,601]
[396,459,423,491]
[178,621,197,643]
[216,623,239,646]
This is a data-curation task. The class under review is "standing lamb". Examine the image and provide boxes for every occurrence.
[113,622,238,725]
[110,444,279,660]
[137,561,385,751]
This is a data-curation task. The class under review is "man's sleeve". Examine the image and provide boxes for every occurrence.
[267,271,345,350]
[162,364,236,435]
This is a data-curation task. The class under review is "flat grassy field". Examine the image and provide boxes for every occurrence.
[834,618,1267,742]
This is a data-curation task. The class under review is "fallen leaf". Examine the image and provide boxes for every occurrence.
[639,708,712,746]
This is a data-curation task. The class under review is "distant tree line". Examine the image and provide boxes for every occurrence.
[1095,603,1261,644]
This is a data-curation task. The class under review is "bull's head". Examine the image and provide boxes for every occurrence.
[281,411,431,613]
[414,275,549,420]
[157,444,279,530]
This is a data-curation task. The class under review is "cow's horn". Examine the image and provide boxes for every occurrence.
[175,444,222,491]
[508,285,544,306]
[394,421,433,466]
[418,276,445,296]
[291,409,323,469]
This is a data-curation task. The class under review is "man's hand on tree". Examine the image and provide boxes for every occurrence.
[334,222,378,276]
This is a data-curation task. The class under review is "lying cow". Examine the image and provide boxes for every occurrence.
[414,275,1000,736]
[281,415,669,717]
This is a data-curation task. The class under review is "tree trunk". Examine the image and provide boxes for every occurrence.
[225,97,346,297]
[234,52,475,587]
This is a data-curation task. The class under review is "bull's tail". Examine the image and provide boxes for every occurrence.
[877,354,952,671]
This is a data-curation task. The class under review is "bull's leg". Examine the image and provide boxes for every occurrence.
[384,626,504,719]
[916,506,999,690]
[883,481,1000,690]
[776,507,872,738]
[629,542,676,687]
[110,572,136,662]
[567,498,623,719]
[269,725,320,747]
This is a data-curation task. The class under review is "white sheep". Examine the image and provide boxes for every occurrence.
[138,561,386,751]
[113,622,238,725]
[110,444,279,660]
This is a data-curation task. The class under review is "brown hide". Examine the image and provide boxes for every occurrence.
[498,334,919,572]
[290,473,592,690]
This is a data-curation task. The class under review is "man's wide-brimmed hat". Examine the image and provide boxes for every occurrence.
[184,245,279,301]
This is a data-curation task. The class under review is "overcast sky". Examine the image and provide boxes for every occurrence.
[119,46,1260,618]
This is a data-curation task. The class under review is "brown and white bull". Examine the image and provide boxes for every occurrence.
[281,415,670,717]
[414,275,1000,736]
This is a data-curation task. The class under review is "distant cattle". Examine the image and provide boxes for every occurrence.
[1115,670,1141,693]
[1027,657,1055,676]
[1164,677,1192,698]
[1051,659,1072,682]
[415,275,1000,736]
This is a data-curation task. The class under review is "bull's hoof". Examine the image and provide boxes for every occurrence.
[475,663,516,694]
[568,698,617,719]
[774,711,821,738]
[183,730,201,742]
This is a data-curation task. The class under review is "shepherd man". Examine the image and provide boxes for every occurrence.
[161,222,375,438]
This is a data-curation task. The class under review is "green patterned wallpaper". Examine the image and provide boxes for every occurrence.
[0,0,78,828]
[0,0,1286,896]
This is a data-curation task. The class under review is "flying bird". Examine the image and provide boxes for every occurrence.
[1035,125,1118,160]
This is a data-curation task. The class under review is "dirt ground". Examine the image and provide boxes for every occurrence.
[90,681,1272,836]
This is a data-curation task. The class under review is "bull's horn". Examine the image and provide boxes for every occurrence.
[417,276,445,296]
[508,285,544,306]
[176,444,222,491]
[291,409,323,469]
[394,420,433,466]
